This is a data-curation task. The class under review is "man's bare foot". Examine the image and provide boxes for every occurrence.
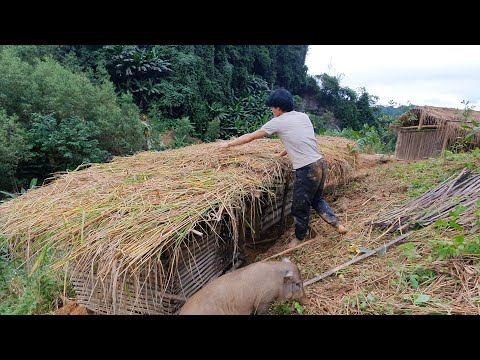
[287,239,300,249]
[337,224,347,234]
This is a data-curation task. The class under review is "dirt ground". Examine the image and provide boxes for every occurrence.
[54,297,93,315]
[253,153,419,314]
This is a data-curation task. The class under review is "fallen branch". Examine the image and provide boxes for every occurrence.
[303,232,412,287]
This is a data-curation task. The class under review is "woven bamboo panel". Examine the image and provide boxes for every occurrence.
[238,174,293,247]
[395,129,443,160]
[71,229,233,315]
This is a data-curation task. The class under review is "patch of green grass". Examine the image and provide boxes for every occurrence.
[0,237,74,315]
[385,149,480,198]
[270,301,304,315]
[343,292,377,312]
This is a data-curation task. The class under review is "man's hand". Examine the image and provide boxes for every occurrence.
[219,141,231,149]
[277,149,287,157]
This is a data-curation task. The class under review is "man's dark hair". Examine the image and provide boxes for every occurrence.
[265,88,294,112]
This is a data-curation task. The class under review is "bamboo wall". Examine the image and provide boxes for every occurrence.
[395,128,444,160]
[71,230,232,315]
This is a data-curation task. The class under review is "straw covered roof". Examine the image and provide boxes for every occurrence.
[397,105,480,148]
[398,105,480,127]
[0,136,356,290]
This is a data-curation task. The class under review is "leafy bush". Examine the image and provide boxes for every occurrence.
[220,75,271,138]
[0,47,35,118]
[205,118,221,142]
[2,45,57,64]
[172,117,195,148]
[0,47,144,191]
[293,95,304,112]
[0,109,29,191]
[325,124,386,153]
[26,113,109,173]
[309,111,334,133]
[0,47,144,155]
[104,45,172,109]
[355,124,385,153]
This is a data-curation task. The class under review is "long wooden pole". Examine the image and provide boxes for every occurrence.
[303,232,411,287]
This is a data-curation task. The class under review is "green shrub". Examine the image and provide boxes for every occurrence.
[27,113,109,173]
[0,48,144,155]
[309,111,334,133]
[172,117,195,148]
[0,48,145,191]
[0,237,74,315]
[205,118,221,142]
[0,109,29,191]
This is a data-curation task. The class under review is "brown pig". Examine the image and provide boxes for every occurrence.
[178,258,305,315]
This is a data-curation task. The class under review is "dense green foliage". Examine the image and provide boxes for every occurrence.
[0,46,143,191]
[0,45,405,196]
[313,73,380,130]
[0,110,28,191]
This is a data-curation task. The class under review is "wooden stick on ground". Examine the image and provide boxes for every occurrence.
[261,239,316,262]
[303,232,412,287]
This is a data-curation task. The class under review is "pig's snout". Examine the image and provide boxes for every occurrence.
[294,285,307,304]
[297,291,307,305]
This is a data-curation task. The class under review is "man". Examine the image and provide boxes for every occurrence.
[219,88,347,248]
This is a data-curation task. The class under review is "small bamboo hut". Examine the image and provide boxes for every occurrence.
[395,105,480,160]
[0,136,356,314]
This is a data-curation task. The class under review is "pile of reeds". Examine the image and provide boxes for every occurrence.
[369,168,480,232]
[0,136,356,314]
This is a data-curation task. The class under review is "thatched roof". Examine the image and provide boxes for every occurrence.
[0,136,356,303]
[398,105,480,128]
[397,105,480,149]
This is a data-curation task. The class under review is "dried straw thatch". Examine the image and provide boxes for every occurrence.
[395,105,480,160]
[0,136,356,314]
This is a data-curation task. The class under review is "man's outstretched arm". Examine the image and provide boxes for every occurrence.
[219,129,269,148]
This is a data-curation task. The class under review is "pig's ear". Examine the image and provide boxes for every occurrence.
[284,270,293,282]
[281,257,292,263]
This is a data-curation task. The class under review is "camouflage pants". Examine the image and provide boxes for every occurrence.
[291,158,338,240]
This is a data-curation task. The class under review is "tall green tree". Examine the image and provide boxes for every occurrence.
[274,45,309,94]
